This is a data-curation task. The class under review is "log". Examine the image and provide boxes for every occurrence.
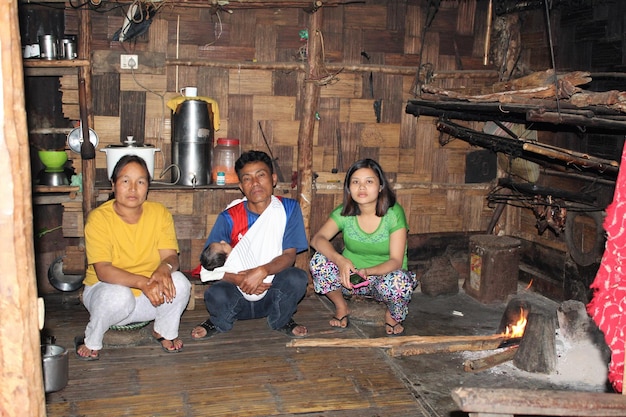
[287,333,506,352]
[1,0,46,413]
[513,312,557,373]
[522,142,619,173]
[451,387,626,416]
[463,346,519,372]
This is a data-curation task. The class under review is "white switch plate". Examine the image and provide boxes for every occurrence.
[120,54,138,69]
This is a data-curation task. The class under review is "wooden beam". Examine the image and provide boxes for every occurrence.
[1,0,46,413]
[295,8,322,275]
[452,387,626,416]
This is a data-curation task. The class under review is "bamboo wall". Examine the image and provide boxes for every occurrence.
[56,1,500,271]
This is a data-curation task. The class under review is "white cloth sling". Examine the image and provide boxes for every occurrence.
[200,196,286,301]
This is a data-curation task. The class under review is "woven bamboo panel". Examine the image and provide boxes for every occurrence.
[360,123,400,148]
[457,0,477,35]
[319,72,362,99]
[61,201,83,237]
[253,96,295,121]
[119,73,167,93]
[430,215,464,232]
[93,73,120,117]
[422,31,441,69]
[339,98,378,123]
[148,17,169,53]
[173,215,207,240]
[395,173,433,183]
[378,147,400,172]
[228,69,272,95]
[271,120,299,146]
[344,4,387,29]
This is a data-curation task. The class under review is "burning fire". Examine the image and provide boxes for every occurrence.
[503,309,528,338]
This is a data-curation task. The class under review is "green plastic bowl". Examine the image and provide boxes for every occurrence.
[38,150,68,172]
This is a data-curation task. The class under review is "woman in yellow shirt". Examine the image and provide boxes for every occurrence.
[75,155,191,360]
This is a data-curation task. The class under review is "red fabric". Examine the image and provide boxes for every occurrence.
[587,145,626,393]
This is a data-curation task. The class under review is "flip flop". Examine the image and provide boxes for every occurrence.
[330,314,350,329]
[385,322,405,337]
[152,333,183,353]
[74,336,99,361]
[275,318,307,338]
[190,319,220,341]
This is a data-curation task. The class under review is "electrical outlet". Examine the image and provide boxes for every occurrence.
[120,54,138,69]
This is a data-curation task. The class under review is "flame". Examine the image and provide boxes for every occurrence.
[504,310,527,338]
[525,279,533,290]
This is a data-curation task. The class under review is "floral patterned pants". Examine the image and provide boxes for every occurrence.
[309,252,417,322]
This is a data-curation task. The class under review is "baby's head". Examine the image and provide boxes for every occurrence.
[200,240,232,270]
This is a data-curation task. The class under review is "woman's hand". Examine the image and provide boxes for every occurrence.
[145,262,176,306]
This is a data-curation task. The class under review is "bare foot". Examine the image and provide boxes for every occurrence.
[190,325,207,339]
[330,305,350,328]
[153,331,183,352]
[291,324,308,337]
[384,310,404,335]
[77,343,99,360]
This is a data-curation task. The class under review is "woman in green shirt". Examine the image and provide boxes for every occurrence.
[310,158,417,335]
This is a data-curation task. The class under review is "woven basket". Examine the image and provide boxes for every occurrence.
[109,320,152,331]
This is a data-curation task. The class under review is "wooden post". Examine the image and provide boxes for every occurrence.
[78,7,96,218]
[0,0,46,414]
[295,8,322,274]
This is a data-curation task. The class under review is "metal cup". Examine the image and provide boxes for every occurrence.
[60,38,76,60]
[39,35,58,60]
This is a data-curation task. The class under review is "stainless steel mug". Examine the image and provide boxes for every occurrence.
[60,38,76,60]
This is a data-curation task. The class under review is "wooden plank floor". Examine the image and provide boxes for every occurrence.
[44,288,425,417]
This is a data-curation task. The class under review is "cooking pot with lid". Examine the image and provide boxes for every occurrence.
[101,137,160,180]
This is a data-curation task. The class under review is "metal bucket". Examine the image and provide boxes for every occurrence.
[42,344,68,393]
[171,100,214,186]
[39,35,58,60]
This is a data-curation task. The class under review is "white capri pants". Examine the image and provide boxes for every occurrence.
[81,271,191,350]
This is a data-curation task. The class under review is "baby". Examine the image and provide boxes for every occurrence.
[200,240,232,271]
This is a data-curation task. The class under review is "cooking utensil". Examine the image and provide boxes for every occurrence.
[48,256,84,292]
[101,138,160,180]
[67,127,99,153]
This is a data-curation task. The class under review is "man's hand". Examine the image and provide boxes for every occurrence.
[238,265,270,295]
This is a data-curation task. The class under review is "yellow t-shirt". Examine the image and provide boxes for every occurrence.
[83,200,179,296]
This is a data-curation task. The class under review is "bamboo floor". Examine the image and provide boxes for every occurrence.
[43,282,574,417]
[43,288,427,417]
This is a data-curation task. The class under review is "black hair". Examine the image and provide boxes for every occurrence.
[341,158,396,217]
[234,150,274,179]
[200,243,228,270]
[110,154,151,183]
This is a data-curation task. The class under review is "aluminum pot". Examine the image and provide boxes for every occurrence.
[48,256,84,292]
[42,344,68,393]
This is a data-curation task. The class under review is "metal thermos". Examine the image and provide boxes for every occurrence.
[171,100,214,186]
[39,35,58,60]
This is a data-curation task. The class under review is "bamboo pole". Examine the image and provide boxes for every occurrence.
[165,59,498,78]
[0,0,46,413]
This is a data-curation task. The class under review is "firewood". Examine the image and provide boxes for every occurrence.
[463,345,519,372]
[513,312,557,374]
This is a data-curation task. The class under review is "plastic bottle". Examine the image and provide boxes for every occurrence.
[211,138,240,184]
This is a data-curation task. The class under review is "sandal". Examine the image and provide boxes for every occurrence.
[152,332,183,353]
[74,336,99,361]
[385,322,405,337]
[190,319,220,341]
[330,314,350,329]
[275,318,308,338]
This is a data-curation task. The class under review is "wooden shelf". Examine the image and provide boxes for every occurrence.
[33,185,80,205]
[23,59,89,68]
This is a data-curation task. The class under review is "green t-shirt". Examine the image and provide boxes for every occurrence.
[330,203,409,270]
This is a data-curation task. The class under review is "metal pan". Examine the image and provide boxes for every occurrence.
[67,127,99,154]
[48,256,84,292]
